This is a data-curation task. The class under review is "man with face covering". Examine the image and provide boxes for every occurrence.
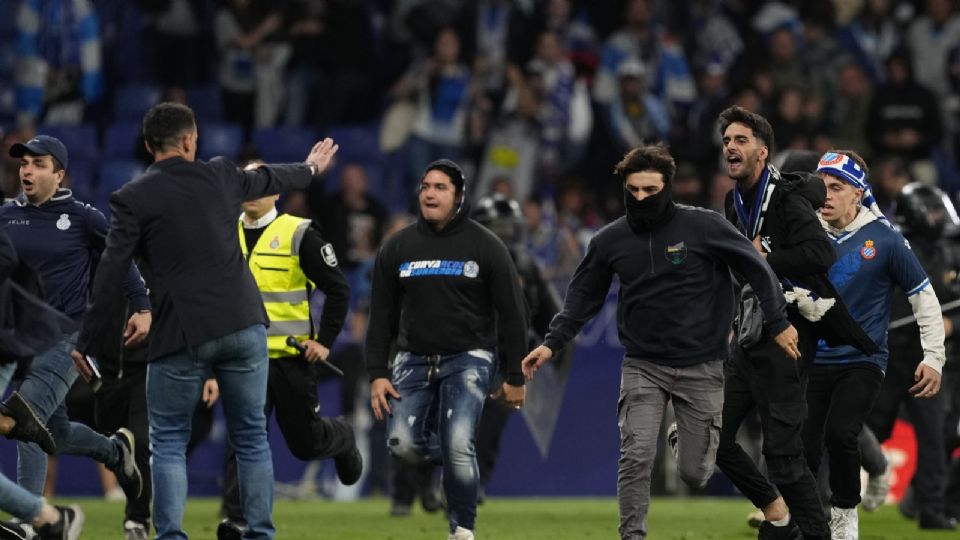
[366,159,528,540]
[522,144,799,540]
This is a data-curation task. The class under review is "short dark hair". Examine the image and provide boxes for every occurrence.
[422,159,465,194]
[142,102,197,153]
[718,105,776,161]
[832,149,869,176]
[614,143,676,184]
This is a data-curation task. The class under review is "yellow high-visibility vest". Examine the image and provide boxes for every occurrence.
[239,214,314,358]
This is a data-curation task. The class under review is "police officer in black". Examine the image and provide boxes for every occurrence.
[472,194,561,497]
[867,182,958,530]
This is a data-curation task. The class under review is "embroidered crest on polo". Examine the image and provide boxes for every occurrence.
[861,240,877,260]
[56,213,71,231]
[321,243,338,267]
[664,241,687,264]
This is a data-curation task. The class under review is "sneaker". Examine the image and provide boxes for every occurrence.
[861,462,891,512]
[447,526,475,540]
[0,392,56,455]
[334,447,363,486]
[757,520,801,540]
[898,486,917,520]
[0,520,36,540]
[108,428,143,499]
[36,506,84,540]
[216,519,245,540]
[123,520,148,540]
[829,506,858,540]
[666,422,679,460]
[746,508,765,529]
[918,511,957,530]
[389,503,412,517]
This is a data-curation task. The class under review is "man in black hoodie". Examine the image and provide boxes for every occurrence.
[522,144,798,540]
[714,106,877,540]
[366,159,528,540]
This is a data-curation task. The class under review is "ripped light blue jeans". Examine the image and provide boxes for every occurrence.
[387,350,493,533]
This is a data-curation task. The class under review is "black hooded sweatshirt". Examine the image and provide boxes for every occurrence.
[365,206,529,386]
[543,186,790,367]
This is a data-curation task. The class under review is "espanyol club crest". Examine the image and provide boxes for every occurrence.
[464,260,479,278]
[56,213,71,231]
[861,240,877,260]
[269,235,280,249]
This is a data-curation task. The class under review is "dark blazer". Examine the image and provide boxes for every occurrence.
[77,156,315,362]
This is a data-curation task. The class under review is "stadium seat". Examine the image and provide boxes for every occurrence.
[98,160,144,195]
[186,84,222,121]
[114,83,161,122]
[324,124,381,162]
[38,124,100,163]
[103,122,142,160]
[252,127,316,163]
[65,160,97,204]
[198,122,243,161]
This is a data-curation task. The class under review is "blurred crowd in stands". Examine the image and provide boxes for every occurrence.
[3,0,960,283]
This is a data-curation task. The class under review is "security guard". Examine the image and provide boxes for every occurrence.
[218,178,361,540]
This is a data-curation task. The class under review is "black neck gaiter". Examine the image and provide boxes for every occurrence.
[624,187,676,233]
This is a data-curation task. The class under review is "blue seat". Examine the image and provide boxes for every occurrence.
[252,127,316,163]
[114,83,160,122]
[103,122,142,160]
[65,160,98,204]
[325,124,381,162]
[198,122,243,161]
[98,160,144,195]
[187,84,222,121]
[37,124,100,163]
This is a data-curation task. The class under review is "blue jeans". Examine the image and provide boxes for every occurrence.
[387,350,493,533]
[15,332,119,495]
[0,363,43,522]
[147,325,273,540]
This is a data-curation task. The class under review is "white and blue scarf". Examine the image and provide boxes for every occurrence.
[732,165,778,240]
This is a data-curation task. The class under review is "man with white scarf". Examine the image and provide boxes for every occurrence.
[804,150,945,540]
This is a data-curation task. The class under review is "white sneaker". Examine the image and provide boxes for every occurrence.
[666,422,679,460]
[861,462,891,512]
[447,526,475,540]
[829,506,858,540]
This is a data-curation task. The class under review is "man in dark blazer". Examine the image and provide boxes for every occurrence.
[71,102,340,540]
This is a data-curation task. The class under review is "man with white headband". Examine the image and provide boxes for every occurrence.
[805,149,945,540]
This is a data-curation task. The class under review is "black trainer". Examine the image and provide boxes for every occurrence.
[334,446,363,486]
[0,392,56,455]
[108,428,143,499]
[757,520,802,540]
[36,505,84,540]
[0,520,33,540]
[216,519,245,540]
[919,511,958,530]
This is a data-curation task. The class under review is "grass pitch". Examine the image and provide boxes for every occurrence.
[56,496,956,539]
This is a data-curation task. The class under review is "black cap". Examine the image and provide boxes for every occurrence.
[422,159,465,193]
[9,135,69,169]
